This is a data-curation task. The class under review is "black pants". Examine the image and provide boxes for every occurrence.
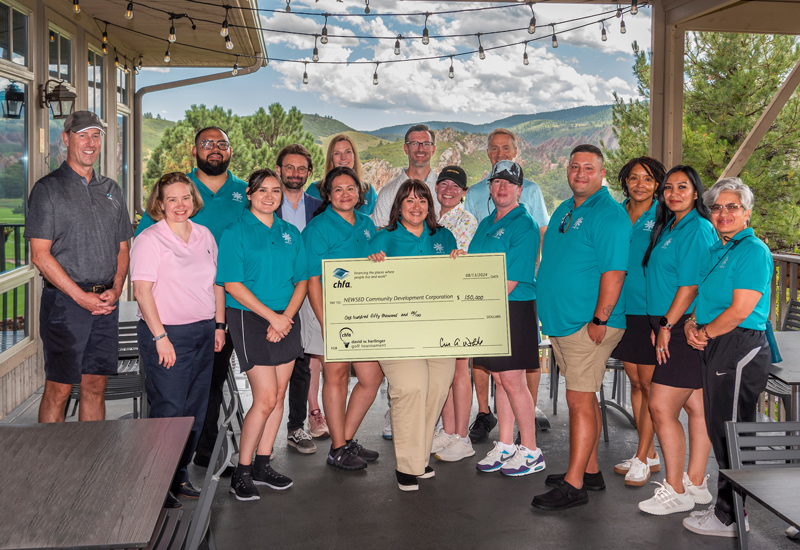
[194,332,235,461]
[700,327,771,526]
[287,353,311,432]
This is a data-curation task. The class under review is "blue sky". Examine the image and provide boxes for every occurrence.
[136,2,652,131]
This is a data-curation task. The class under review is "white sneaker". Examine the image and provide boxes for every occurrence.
[431,428,452,454]
[382,409,392,440]
[684,473,713,504]
[624,457,650,487]
[787,526,800,539]
[499,445,546,476]
[435,435,475,462]
[689,506,749,530]
[683,505,746,537]
[638,480,696,516]
[476,441,515,473]
[615,454,660,475]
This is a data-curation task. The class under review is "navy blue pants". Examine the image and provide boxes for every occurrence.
[138,318,215,487]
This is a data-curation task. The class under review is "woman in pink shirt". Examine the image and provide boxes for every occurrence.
[130,172,226,508]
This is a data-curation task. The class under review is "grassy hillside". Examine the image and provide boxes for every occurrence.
[142,117,175,162]
[303,114,355,143]
[320,131,389,153]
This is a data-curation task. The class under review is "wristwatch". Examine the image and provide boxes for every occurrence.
[659,317,674,330]
[216,322,228,333]
[591,316,607,326]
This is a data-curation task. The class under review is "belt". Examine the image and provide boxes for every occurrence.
[43,279,112,294]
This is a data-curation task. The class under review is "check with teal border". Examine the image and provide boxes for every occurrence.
[322,254,510,362]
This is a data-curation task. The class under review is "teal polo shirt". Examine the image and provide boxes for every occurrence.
[696,228,773,330]
[369,224,457,258]
[468,206,539,301]
[306,180,378,216]
[622,200,657,315]
[537,187,631,337]
[217,211,308,312]
[302,206,377,278]
[136,169,248,244]
[464,177,550,228]
[644,208,717,316]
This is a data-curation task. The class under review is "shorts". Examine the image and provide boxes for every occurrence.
[649,314,703,389]
[40,286,119,385]
[227,308,303,371]
[612,315,657,365]
[476,300,540,372]
[551,324,625,392]
[299,298,324,356]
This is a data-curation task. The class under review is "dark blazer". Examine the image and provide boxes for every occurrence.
[276,192,323,227]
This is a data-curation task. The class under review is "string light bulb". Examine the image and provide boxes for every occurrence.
[620,16,626,34]
[232,56,239,76]
[478,34,485,60]
[394,34,402,55]
[138,56,143,71]
[169,19,176,43]
[601,21,607,42]
[220,9,229,37]
[303,62,308,84]
[448,56,454,79]
[286,0,291,13]
[551,25,558,48]
[616,4,623,18]
[523,42,529,66]
[312,36,319,62]
[528,4,536,34]
[125,1,133,19]
[225,35,234,50]
[373,63,379,86]
[102,31,108,44]
[102,43,107,54]
[422,14,430,45]
[115,52,120,68]
[164,47,171,63]
[321,16,329,44]
[72,0,80,14]
[364,0,370,14]
[631,0,638,15]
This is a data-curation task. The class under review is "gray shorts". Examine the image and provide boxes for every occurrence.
[299,298,324,356]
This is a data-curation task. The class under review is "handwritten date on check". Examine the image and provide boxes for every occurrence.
[322,254,511,362]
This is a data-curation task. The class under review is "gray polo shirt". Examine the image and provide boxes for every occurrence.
[26,161,134,284]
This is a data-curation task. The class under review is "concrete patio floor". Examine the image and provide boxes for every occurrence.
[4,371,798,550]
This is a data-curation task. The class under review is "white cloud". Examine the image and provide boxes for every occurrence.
[142,67,170,73]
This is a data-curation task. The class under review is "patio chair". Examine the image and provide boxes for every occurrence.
[65,319,147,419]
[763,300,800,419]
[724,420,800,547]
[140,391,238,550]
[225,353,247,453]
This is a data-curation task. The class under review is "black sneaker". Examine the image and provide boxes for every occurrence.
[396,470,419,492]
[532,479,589,510]
[417,466,435,479]
[252,464,293,490]
[544,471,606,491]
[468,412,497,444]
[230,468,260,501]
[164,491,182,509]
[346,439,379,462]
[327,444,368,471]
[172,480,201,499]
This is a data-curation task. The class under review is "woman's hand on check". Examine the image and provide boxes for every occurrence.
[368,251,386,263]
[450,249,466,259]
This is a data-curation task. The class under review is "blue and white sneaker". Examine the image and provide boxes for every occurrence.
[476,441,516,473]
[499,445,545,476]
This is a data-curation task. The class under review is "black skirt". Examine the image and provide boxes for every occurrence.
[227,308,303,371]
[476,300,539,372]
[649,314,703,389]
[612,315,657,365]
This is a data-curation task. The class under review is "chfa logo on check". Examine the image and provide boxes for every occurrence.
[332,268,350,280]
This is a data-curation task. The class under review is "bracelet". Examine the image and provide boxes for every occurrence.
[216,322,228,333]
[660,326,671,332]
[153,332,168,342]
[702,326,714,340]
[687,317,697,327]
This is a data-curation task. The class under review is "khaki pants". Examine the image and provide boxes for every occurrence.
[380,358,456,475]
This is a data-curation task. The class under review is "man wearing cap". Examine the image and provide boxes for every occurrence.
[135,126,247,469]
[372,124,439,228]
[532,144,630,510]
[463,128,550,445]
[27,111,134,423]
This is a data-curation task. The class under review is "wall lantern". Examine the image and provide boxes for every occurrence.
[2,82,25,119]
[39,79,76,119]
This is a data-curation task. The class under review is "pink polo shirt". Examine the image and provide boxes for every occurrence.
[130,219,218,325]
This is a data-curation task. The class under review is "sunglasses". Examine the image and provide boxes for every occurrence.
[558,210,574,233]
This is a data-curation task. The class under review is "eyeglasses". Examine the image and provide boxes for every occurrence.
[709,203,743,214]
[281,165,309,175]
[558,210,573,233]
[406,141,434,150]
[199,139,230,151]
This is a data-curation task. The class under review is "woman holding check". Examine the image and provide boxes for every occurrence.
[303,166,383,472]
[369,179,459,492]
[131,172,226,508]
[468,160,544,478]
[217,168,308,501]
[639,165,717,516]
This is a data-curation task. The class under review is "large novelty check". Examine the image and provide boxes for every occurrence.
[322,253,510,362]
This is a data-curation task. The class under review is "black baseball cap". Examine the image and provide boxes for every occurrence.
[436,165,468,189]
[489,160,523,186]
[63,110,105,134]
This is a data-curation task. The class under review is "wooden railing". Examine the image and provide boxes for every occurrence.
[771,253,800,330]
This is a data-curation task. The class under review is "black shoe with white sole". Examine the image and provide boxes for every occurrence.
[230,468,260,501]
[396,470,419,491]
[252,464,293,490]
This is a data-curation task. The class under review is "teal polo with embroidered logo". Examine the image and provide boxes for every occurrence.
[135,168,248,244]
[468,206,539,302]
[306,180,379,216]
[696,228,772,330]
[622,199,657,315]
[644,208,717,316]
[538,187,631,337]
[369,224,457,258]
[303,206,377,278]
[217,211,308,312]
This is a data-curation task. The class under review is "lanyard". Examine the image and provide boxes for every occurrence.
[700,235,751,286]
